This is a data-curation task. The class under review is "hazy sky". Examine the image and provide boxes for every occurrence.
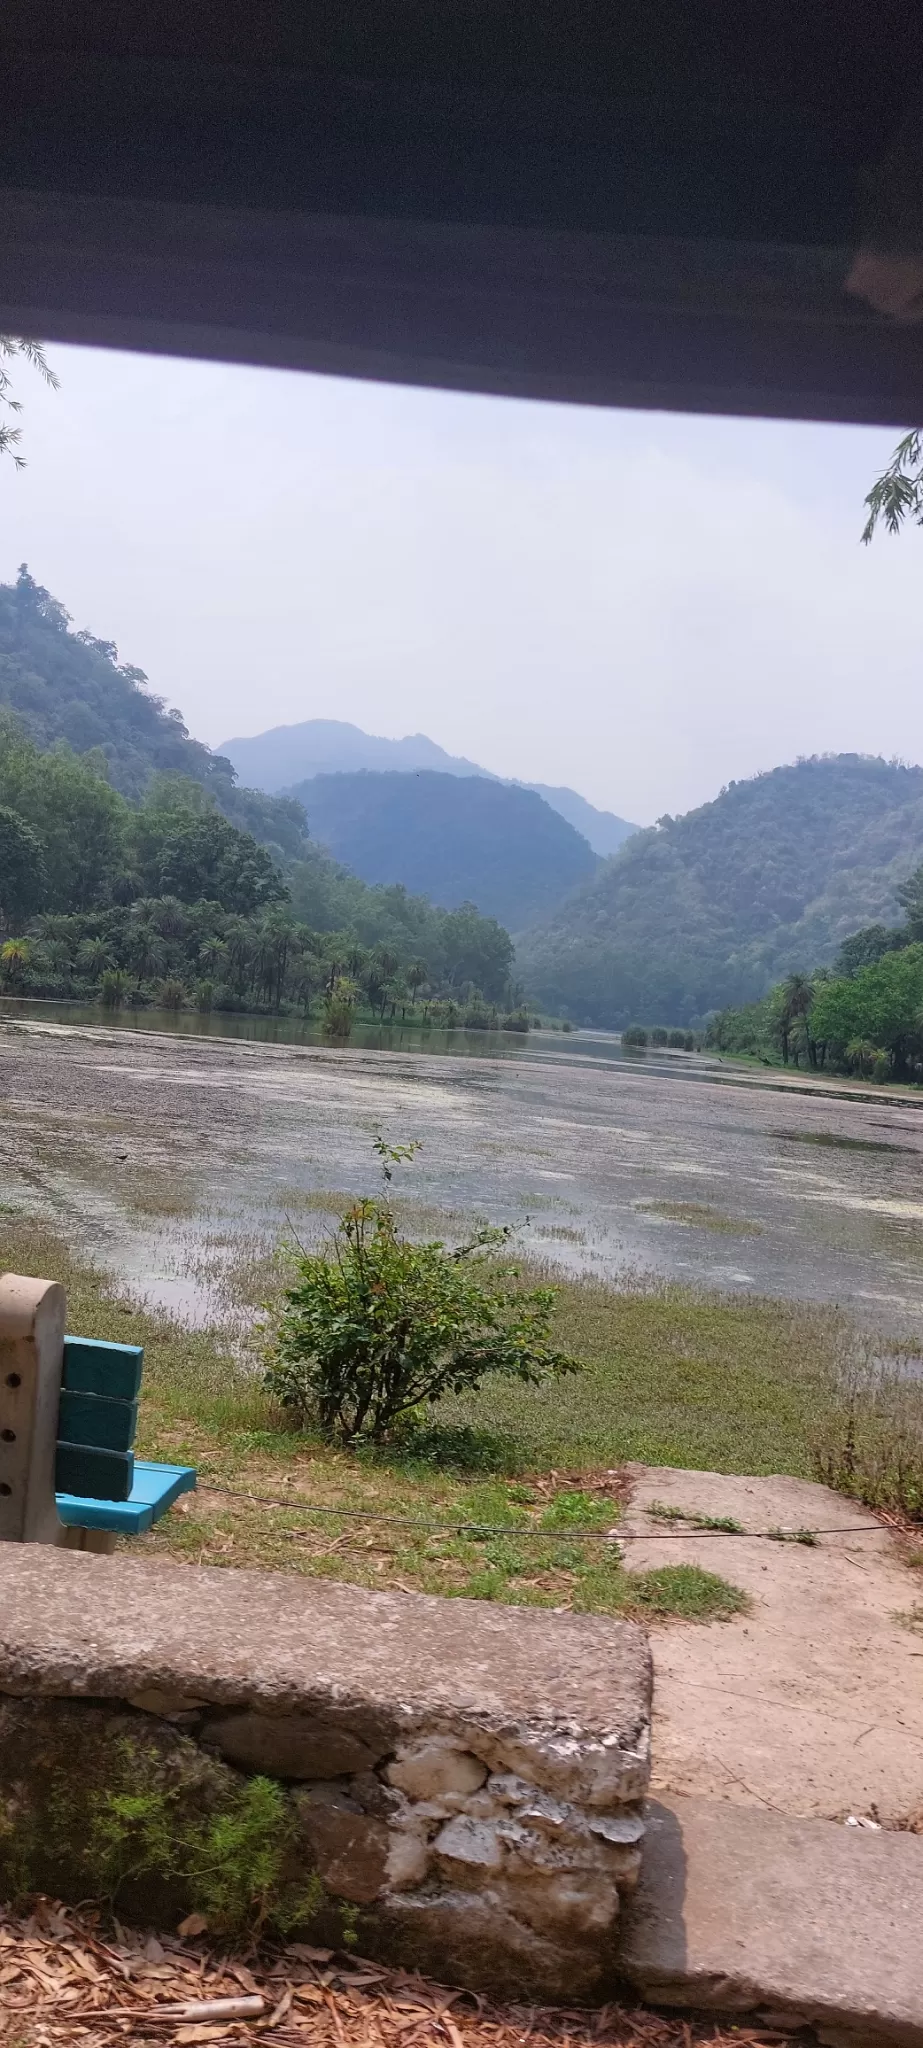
[2,342,920,826]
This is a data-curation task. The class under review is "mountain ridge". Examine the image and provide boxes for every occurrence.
[289,768,599,931]
[517,754,923,1027]
[220,717,637,858]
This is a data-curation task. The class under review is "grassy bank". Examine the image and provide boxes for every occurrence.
[2,1203,868,1619]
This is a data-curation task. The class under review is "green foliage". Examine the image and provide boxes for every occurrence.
[0,339,58,468]
[621,1024,648,1046]
[0,936,30,986]
[897,861,923,940]
[0,803,46,930]
[100,968,126,1008]
[519,754,923,1027]
[0,710,514,1017]
[134,779,288,913]
[811,1335,923,1518]
[292,770,597,933]
[539,1488,612,1530]
[862,430,923,543]
[0,709,129,912]
[322,976,356,1038]
[834,923,906,976]
[0,567,236,800]
[85,1741,294,1932]
[267,1150,579,1443]
[626,1564,749,1620]
[809,945,923,1078]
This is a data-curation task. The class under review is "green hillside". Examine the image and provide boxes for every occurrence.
[517,755,923,1027]
[0,575,517,1016]
[0,567,304,854]
[291,770,599,930]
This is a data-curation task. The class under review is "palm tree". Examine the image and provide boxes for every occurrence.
[407,960,428,1005]
[151,895,188,941]
[198,935,227,980]
[777,973,814,1065]
[76,936,113,981]
[126,917,166,989]
[0,937,30,987]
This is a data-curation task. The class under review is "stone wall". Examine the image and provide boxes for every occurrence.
[0,1549,651,2000]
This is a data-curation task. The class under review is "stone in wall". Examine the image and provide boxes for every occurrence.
[0,1549,653,2000]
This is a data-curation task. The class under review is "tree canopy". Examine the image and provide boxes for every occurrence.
[709,858,923,1083]
[0,716,516,1015]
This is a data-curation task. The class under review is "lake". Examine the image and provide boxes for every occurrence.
[2,1010,922,1333]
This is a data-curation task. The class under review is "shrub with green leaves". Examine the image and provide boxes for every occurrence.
[266,1143,579,1443]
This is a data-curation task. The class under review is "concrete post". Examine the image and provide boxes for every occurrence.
[0,1274,66,1545]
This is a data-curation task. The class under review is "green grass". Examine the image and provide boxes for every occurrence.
[17,1196,904,1623]
[627,1564,749,1620]
[439,1268,843,1476]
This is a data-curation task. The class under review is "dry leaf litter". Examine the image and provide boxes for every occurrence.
[0,1899,816,2048]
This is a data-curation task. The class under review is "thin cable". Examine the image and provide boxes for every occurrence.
[195,1482,889,1543]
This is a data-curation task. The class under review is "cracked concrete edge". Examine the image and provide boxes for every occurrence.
[0,1548,652,1806]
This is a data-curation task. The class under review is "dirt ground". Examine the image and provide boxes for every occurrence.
[622,1466,923,1824]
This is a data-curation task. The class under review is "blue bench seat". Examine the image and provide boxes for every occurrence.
[56,1458,197,1535]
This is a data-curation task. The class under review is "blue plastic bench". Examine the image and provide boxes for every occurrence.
[54,1334,196,1541]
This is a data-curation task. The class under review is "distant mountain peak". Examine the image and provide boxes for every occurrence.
[220,718,637,857]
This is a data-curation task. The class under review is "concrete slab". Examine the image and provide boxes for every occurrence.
[623,1465,923,1822]
[0,1546,651,1806]
[620,1794,923,2048]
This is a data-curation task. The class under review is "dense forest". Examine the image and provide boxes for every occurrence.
[0,573,519,1025]
[708,866,923,1082]
[518,755,923,1027]
[288,769,599,931]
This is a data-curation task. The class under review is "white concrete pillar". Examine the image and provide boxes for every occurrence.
[0,1274,65,1544]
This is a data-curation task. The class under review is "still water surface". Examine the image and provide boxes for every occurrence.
[1,1006,922,1331]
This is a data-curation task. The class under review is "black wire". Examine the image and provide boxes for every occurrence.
[195,1482,887,1543]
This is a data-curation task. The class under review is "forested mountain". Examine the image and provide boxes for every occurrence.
[222,717,636,857]
[518,755,923,1027]
[290,770,599,930]
[0,577,518,1019]
[0,567,302,853]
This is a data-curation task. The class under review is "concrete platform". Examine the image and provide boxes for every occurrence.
[622,1465,923,1823]
[619,1794,923,2048]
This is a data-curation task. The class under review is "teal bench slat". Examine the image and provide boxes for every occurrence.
[56,1459,197,1534]
[62,1336,144,1402]
[58,1389,139,1453]
[55,1443,134,1500]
